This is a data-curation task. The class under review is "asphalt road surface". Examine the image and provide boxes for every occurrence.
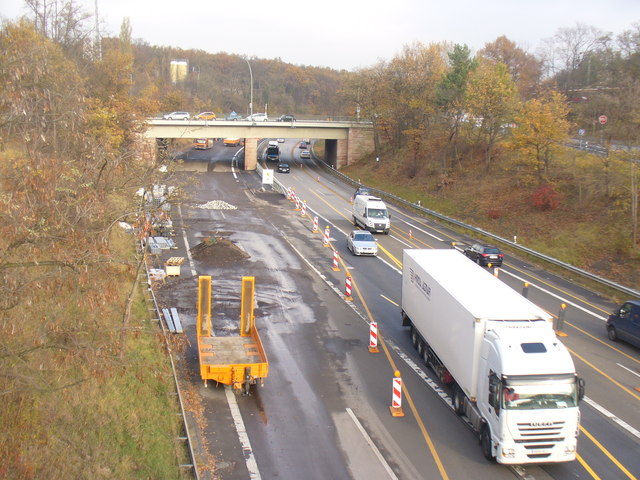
[152,139,640,480]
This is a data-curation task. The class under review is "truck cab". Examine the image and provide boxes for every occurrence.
[476,325,584,464]
[194,138,213,149]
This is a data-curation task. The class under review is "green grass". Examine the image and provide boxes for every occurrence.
[0,230,189,479]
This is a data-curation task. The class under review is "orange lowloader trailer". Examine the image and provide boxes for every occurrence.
[196,275,268,394]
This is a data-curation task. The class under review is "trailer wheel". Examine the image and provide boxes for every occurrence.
[481,425,495,461]
[411,327,420,349]
[417,338,425,357]
[452,385,464,415]
[242,368,252,396]
[422,347,430,366]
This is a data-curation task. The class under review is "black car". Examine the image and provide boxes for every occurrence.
[353,186,373,198]
[277,162,290,173]
[350,186,374,203]
[463,243,504,267]
[278,114,296,122]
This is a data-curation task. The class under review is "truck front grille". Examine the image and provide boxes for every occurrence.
[515,421,566,459]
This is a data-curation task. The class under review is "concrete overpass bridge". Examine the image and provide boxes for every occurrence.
[143,119,374,170]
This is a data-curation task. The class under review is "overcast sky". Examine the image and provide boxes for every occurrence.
[2,0,640,70]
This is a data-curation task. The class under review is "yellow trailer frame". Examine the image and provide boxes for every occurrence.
[196,276,268,392]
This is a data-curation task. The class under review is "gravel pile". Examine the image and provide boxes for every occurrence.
[196,200,237,210]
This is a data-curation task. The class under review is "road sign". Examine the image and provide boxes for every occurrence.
[262,169,274,185]
[598,115,608,125]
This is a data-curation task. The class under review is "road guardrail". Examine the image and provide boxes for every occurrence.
[309,160,639,299]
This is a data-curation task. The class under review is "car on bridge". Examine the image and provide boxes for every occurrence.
[246,113,268,122]
[278,114,296,122]
[194,112,217,120]
[163,111,190,120]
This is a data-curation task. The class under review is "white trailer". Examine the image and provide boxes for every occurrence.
[401,249,584,464]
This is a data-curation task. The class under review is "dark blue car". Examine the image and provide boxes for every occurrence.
[607,300,640,348]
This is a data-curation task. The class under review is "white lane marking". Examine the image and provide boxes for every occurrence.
[582,396,640,440]
[617,363,640,378]
[177,205,197,277]
[402,220,444,242]
[346,407,399,480]
[224,387,262,479]
[231,149,241,179]
[498,267,608,322]
[389,235,412,248]
[279,184,640,445]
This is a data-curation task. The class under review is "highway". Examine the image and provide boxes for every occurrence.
[157,138,640,480]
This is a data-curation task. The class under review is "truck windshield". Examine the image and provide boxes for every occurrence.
[502,378,577,410]
[367,208,388,219]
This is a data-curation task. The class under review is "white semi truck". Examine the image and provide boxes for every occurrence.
[401,249,584,464]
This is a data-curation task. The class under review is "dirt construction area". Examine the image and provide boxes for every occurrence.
[146,167,393,480]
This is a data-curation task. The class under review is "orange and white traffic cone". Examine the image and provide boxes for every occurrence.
[323,227,330,247]
[345,274,353,301]
[389,371,404,417]
[332,250,340,272]
[368,321,379,353]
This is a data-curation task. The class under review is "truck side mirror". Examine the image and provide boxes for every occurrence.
[577,377,585,402]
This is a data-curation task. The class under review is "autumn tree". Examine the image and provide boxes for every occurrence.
[23,0,95,57]
[465,59,519,166]
[510,90,571,182]
[480,36,542,99]
[435,44,477,171]
[0,19,163,476]
[539,23,609,93]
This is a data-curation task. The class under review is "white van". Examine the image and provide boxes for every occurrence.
[352,195,390,234]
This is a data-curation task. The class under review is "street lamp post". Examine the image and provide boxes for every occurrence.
[244,58,253,117]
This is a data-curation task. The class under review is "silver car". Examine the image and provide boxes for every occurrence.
[247,113,268,122]
[347,230,378,256]
[163,111,190,120]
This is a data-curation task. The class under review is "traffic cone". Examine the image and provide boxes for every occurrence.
[389,371,404,417]
[368,321,379,353]
[332,250,340,271]
[345,274,353,301]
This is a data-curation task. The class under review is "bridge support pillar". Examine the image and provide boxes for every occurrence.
[336,139,348,169]
[244,138,257,170]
